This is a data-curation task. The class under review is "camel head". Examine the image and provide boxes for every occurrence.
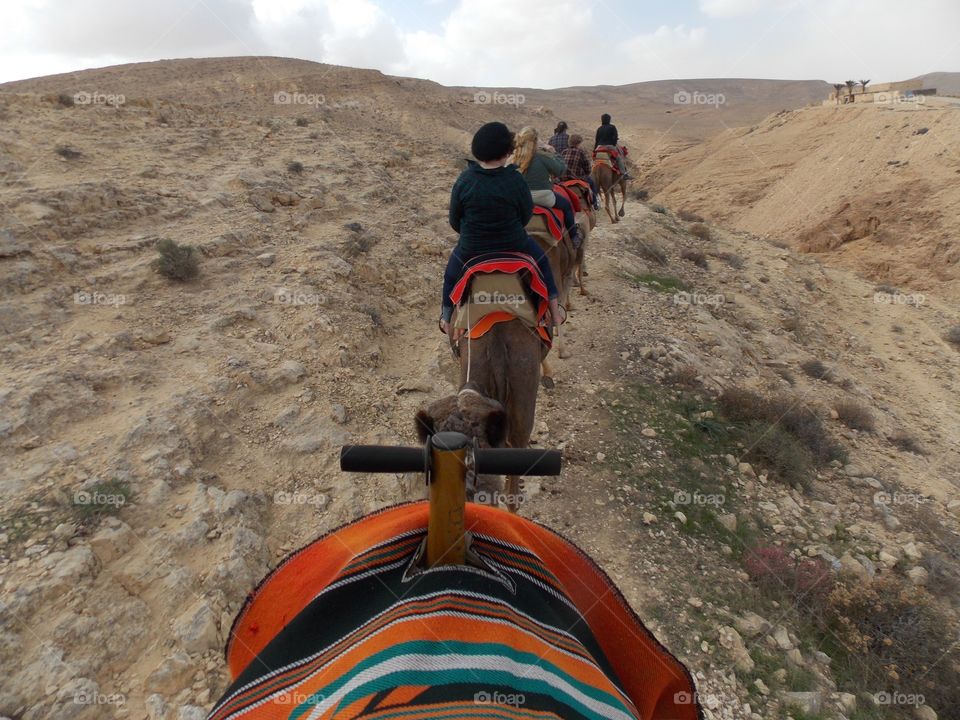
[415,385,508,449]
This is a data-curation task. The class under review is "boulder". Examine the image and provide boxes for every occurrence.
[784,691,822,715]
[734,611,770,638]
[144,652,194,694]
[173,601,219,654]
[718,626,754,673]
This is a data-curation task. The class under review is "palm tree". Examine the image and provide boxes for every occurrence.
[833,83,845,104]
[845,80,857,102]
[859,79,871,94]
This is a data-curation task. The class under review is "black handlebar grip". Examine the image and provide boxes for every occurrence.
[475,448,562,476]
[339,445,427,473]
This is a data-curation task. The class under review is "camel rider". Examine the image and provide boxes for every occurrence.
[548,121,570,153]
[594,113,630,179]
[560,134,601,210]
[441,122,561,342]
[513,126,582,248]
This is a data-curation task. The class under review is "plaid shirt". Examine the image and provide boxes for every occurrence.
[548,131,569,153]
[560,147,591,179]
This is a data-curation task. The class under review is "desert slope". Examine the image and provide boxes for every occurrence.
[642,101,960,298]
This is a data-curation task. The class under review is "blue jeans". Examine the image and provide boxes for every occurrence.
[552,191,575,234]
[441,238,559,322]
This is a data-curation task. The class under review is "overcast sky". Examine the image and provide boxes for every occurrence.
[1,0,958,87]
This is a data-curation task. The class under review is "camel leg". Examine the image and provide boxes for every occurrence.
[505,475,522,513]
[540,359,555,389]
[577,263,586,296]
[618,180,627,217]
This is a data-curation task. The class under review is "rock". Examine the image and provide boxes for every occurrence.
[838,693,857,714]
[272,360,306,385]
[907,566,929,586]
[839,552,871,580]
[844,464,871,478]
[173,601,219,654]
[674,511,687,524]
[331,403,348,424]
[36,545,98,596]
[735,611,771,638]
[178,706,207,720]
[88,521,134,564]
[248,189,276,212]
[146,694,169,720]
[784,691,822,715]
[642,512,657,525]
[641,427,657,438]
[754,678,770,696]
[738,462,755,477]
[773,625,793,650]
[145,652,194,694]
[687,597,703,608]
[786,648,805,666]
[902,542,923,561]
[724,454,737,468]
[914,706,937,720]
[256,252,276,267]
[717,513,737,532]
[718,626,754,673]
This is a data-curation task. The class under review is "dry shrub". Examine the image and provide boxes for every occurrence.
[630,189,649,201]
[57,93,75,107]
[888,431,926,455]
[835,400,875,432]
[650,204,668,214]
[632,237,668,266]
[55,145,82,160]
[713,252,744,269]
[677,209,704,223]
[154,239,199,281]
[719,387,845,468]
[689,223,711,241]
[680,248,709,269]
[800,358,834,382]
[665,364,699,388]
[945,325,960,346]
[294,117,310,127]
[287,160,304,174]
[744,545,834,614]
[825,576,960,711]
[743,422,814,490]
[342,232,378,258]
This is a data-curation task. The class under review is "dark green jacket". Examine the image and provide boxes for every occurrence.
[449,161,533,252]
[522,151,566,191]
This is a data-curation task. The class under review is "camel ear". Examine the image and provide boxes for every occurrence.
[485,409,508,447]
[414,410,434,443]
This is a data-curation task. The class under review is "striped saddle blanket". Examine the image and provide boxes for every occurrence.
[208,503,701,720]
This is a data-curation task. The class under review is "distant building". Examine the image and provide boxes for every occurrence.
[824,79,937,106]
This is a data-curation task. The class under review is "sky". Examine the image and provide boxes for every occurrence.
[0,0,958,87]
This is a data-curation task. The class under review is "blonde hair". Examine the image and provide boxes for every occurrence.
[512,126,538,174]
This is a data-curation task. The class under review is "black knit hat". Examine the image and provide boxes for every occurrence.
[471,122,515,161]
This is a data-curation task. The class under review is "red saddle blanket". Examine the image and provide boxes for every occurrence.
[552,183,580,212]
[532,205,564,241]
[448,253,552,345]
[557,179,593,211]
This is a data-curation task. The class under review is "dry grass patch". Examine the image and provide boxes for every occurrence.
[834,400,875,432]
[680,248,709,269]
[154,239,199,281]
[689,223,711,241]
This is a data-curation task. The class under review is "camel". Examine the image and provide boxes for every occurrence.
[416,319,545,512]
[526,213,578,384]
[592,154,627,223]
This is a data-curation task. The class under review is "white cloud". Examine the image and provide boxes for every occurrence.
[699,0,799,18]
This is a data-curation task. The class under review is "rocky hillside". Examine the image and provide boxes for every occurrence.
[1,58,959,720]
[640,100,960,300]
